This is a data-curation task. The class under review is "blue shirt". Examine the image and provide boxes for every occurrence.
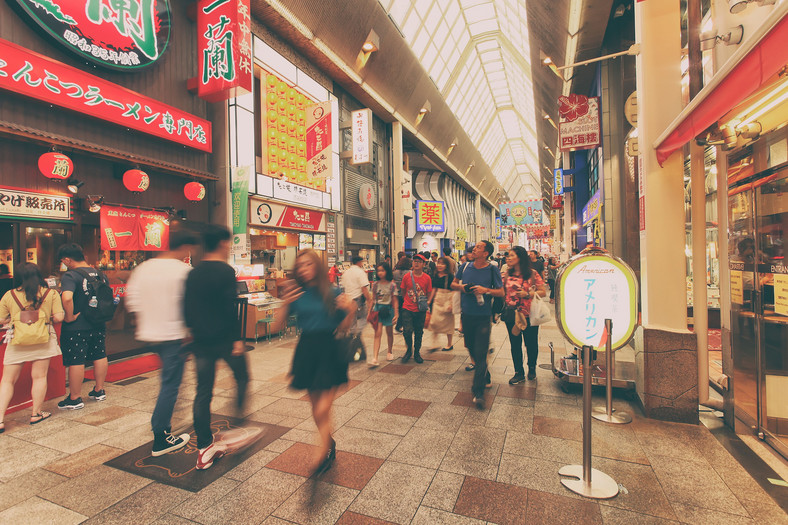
[456,262,503,316]
[290,286,343,334]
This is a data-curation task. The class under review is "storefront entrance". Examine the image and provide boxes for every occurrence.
[728,165,788,460]
[0,220,72,281]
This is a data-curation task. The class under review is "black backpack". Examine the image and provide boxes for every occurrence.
[74,267,117,325]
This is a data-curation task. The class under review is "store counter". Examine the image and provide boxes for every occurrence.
[0,325,66,414]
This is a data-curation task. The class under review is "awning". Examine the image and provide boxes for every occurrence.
[654,7,788,166]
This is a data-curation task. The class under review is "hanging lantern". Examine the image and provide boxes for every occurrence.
[123,169,149,192]
[38,152,73,180]
[184,181,205,202]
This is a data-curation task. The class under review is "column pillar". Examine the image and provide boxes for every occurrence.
[391,122,405,253]
[634,0,698,423]
[474,195,482,243]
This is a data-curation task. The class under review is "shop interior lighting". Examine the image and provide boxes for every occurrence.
[729,0,776,15]
[415,101,431,125]
[465,162,475,176]
[447,138,458,156]
[87,195,103,213]
[66,179,84,194]
[361,29,379,54]
[543,113,558,129]
[700,25,744,51]
[738,121,762,139]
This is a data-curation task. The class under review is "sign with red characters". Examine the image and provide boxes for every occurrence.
[558,94,601,152]
[8,0,172,71]
[197,0,252,102]
[306,101,332,183]
[100,205,170,251]
[251,198,326,232]
[0,37,212,152]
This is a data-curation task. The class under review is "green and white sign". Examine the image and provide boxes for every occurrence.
[555,248,638,350]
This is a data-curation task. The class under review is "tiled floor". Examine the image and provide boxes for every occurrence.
[1,318,787,525]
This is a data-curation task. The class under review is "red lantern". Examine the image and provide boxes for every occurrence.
[38,152,73,180]
[184,181,205,202]
[123,169,149,192]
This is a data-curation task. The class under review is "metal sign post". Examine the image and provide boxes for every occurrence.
[592,319,632,424]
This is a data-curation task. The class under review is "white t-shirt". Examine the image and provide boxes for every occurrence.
[341,264,369,300]
[125,258,192,342]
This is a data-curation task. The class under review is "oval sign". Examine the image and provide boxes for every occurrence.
[10,0,171,71]
[38,152,73,179]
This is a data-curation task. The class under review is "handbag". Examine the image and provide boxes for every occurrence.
[336,332,362,362]
[529,294,552,326]
[410,272,429,312]
[501,304,516,325]
[366,309,379,330]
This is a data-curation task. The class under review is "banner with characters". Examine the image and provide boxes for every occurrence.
[499,200,543,226]
[100,205,169,251]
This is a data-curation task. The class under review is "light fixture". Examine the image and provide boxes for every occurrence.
[729,0,776,14]
[448,138,458,156]
[738,121,762,140]
[66,178,84,194]
[415,100,431,125]
[87,195,103,213]
[361,29,379,53]
[700,25,744,50]
[465,162,474,176]
[571,224,579,230]
[543,113,558,129]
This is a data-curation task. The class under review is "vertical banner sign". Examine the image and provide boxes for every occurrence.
[197,0,253,102]
[232,166,250,263]
[416,201,445,232]
[351,109,373,165]
[401,171,413,217]
[495,216,502,240]
[306,101,333,185]
[558,94,601,152]
[499,200,543,226]
[554,168,564,195]
[638,156,646,232]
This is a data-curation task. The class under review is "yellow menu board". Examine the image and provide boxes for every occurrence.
[730,270,744,305]
[775,274,788,316]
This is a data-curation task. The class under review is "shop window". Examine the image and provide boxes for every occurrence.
[25,227,67,279]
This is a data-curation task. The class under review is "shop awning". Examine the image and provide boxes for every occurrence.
[654,7,788,166]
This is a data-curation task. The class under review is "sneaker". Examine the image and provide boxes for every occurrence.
[509,373,526,385]
[465,364,475,371]
[472,396,485,410]
[152,432,191,457]
[527,368,537,380]
[57,396,84,410]
[196,441,227,470]
[401,349,412,363]
[413,352,424,364]
[88,388,106,401]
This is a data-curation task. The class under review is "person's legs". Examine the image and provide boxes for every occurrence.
[67,365,85,399]
[29,359,50,415]
[385,326,394,355]
[372,322,383,363]
[151,341,186,435]
[413,310,426,362]
[401,310,414,361]
[85,330,108,398]
[468,316,491,401]
[395,296,405,331]
[0,364,23,423]
[505,318,525,378]
[309,388,338,472]
[193,353,217,449]
[548,279,556,301]
[446,332,453,348]
[223,350,249,415]
[92,358,108,391]
[524,323,540,378]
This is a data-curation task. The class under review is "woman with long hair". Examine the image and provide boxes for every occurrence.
[503,246,547,384]
[278,250,355,474]
[0,263,64,432]
[427,257,455,352]
[392,256,411,333]
[368,262,398,365]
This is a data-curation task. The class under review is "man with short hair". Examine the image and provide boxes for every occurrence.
[126,230,199,456]
[184,225,249,470]
[442,247,456,274]
[452,240,503,409]
[341,256,373,359]
[57,243,110,409]
[400,253,432,364]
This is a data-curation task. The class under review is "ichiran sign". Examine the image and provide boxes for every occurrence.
[8,0,171,71]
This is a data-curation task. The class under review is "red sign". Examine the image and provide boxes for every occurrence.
[197,0,252,102]
[38,152,73,180]
[278,206,324,231]
[558,94,601,152]
[100,205,170,251]
[552,195,563,209]
[306,101,332,183]
[526,225,551,239]
[0,37,212,152]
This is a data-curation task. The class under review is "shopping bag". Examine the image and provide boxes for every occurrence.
[529,295,552,326]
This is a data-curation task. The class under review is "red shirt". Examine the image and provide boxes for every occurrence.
[400,271,433,312]
[504,270,544,316]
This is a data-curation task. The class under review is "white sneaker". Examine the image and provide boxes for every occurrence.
[196,441,227,470]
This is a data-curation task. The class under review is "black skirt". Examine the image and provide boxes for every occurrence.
[290,331,348,391]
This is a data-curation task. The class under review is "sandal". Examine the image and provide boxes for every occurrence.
[30,412,51,425]
[442,345,454,352]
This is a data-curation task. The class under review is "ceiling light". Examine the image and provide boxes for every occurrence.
[66,178,84,194]
[361,29,379,54]
[415,101,431,125]
[700,25,744,50]
[448,138,457,156]
[87,195,104,213]
[571,224,579,230]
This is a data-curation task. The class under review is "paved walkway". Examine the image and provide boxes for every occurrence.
[1,318,787,524]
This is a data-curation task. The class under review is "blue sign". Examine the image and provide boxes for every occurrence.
[554,168,564,195]
[582,189,602,225]
[416,200,445,232]
[495,216,502,239]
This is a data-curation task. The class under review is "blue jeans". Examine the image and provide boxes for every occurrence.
[150,340,186,435]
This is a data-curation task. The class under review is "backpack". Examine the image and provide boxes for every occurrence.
[74,267,116,325]
[10,289,51,345]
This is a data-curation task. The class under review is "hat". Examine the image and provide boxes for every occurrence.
[413,253,428,263]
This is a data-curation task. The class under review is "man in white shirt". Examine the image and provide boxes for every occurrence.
[341,256,373,358]
[125,230,199,457]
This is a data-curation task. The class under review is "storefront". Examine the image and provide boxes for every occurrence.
[0,1,217,360]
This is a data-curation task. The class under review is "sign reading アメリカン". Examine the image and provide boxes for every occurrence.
[556,249,638,350]
[10,0,171,70]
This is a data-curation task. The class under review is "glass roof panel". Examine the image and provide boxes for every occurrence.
[384,1,538,193]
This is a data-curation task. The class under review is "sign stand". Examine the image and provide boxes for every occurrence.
[558,345,620,499]
[592,319,632,424]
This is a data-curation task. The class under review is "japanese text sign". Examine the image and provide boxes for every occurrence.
[554,168,564,195]
[582,189,602,225]
[416,200,445,232]
[0,186,70,221]
[495,216,502,240]
[9,0,171,71]
[250,198,326,232]
[556,250,638,350]
[499,200,543,226]
[197,0,252,102]
[100,205,170,251]
[0,38,212,152]
[558,94,601,152]
[307,101,333,187]
[351,108,373,165]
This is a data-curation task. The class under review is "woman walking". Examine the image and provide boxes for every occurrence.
[392,256,411,333]
[278,249,355,474]
[368,263,398,365]
[0,263,64,432]
[547,256,559,303]
[503,247,547,384]
[427,257,455,352]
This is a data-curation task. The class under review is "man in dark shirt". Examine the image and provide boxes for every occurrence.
[57,243,110,409]
[184,225,249,470]
[530,250,545,277]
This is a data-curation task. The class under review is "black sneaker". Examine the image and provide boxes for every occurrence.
[57,396,84,410]
[401,350,412,363]
[413,352,424,364]
[465,364,475,371]
[473,396,485,410]
[509,374,526,385]
[152,432,191,457]
[527,368,537,380]
[88,388,106,401]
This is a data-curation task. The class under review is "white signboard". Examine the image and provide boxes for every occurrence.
[558,95,601,152]
[351,108,373,165]
[0,187,70,221]
[401,170,413,218]
[232,234,250,264]
[556,250,638,350]
[273,179,323,208]
[359,183,375,210]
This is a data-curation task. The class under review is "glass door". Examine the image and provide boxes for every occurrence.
[755,170,788,458]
